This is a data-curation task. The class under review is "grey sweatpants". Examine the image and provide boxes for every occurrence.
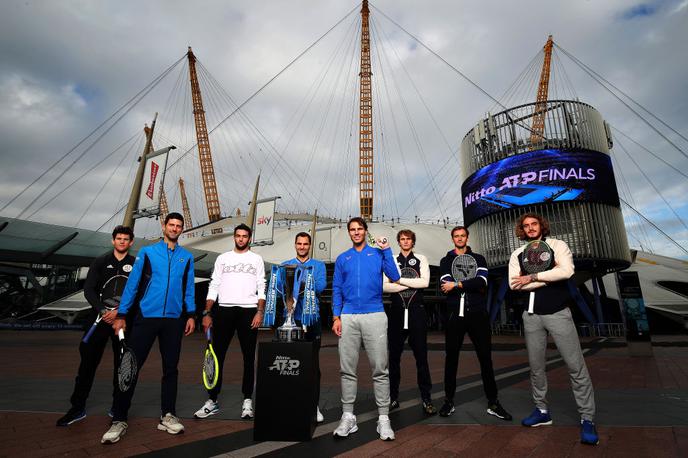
[339,312,390,415]
[523,307,595,421]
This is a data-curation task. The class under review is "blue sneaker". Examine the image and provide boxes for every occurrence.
[521,408,552,427]
[580,420,599,445]
[56,408,86,426]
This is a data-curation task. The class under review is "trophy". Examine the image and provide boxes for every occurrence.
[276,264,304,342]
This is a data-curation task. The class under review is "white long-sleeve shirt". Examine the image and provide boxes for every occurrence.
[207,250,266,307]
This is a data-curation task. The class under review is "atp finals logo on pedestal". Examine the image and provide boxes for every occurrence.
[268,355,300,376]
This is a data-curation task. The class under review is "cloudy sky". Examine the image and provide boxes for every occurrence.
[0,0,686,257]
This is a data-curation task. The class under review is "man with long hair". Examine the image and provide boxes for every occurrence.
[508,212,598,445]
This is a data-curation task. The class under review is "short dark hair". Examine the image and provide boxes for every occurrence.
[451,226,469,237]
[165,212,184,226]
[295,232,311,243]
[112,225,134,240]
[396,229,416,246]
[347,216,368,231]
[234,223,252,238]
[515,213,550,240]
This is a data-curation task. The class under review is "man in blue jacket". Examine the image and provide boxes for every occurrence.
[331,217,400,441]
[101,212,196,445]
[281,232,327,422]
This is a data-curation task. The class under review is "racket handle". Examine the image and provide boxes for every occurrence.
[403,309,409,330]
[459,293,465,317]
[82,322,98,343]
[118,329,125,341]
[528,291,535,314]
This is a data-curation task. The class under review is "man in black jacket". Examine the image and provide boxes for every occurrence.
[438,226,511,420]
[56,225,135,426]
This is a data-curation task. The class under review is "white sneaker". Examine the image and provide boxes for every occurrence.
[157,413,184,435]
[316,406,324,423]
[194,399,219,419]
[101,421,128,444]
[377,415,395,441]
[333,412,358,437]
[241,398,254,419]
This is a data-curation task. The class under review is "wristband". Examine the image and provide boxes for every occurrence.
[201,309,212,317]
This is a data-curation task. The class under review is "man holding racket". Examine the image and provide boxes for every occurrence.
[57,225,135,427]
[508,213,598,445]
[438,226,512,421]
[332,217,400,441]
[101,212,196,444]
[195,223,265,420]
[383,229,435,415]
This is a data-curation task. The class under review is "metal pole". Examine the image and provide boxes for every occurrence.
[123,113,157,229]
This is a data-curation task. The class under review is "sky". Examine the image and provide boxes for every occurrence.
[0,0,686,257]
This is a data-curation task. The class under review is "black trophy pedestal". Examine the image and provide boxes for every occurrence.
[254,340,318,441]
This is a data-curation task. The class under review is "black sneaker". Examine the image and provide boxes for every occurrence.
[487,400,513,421]
[389,399,400,411]
[56,407,86,426]
[438,400,455,417]
[422,399,437,416]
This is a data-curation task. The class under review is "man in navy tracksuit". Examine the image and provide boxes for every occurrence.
[101,213,196,445]
[331,217,400,441]
[438,226,511,421]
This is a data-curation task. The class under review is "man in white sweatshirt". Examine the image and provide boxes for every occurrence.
[194,223,266,420]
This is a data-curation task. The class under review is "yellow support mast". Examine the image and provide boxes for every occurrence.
[358,0,374,220]
[530,35,554,144]
[178,177,193,228]
[187,47,222,222]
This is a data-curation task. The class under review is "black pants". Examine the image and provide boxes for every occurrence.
[387,304,432,402]
[444,309,498,404]
[70,319,121,411]
[209,306,258,400]
[112,316,185,421]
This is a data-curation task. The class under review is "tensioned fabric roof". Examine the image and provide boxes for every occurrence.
[0,217,219,274]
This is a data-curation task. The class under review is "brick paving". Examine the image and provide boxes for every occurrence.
[0,330,687,457]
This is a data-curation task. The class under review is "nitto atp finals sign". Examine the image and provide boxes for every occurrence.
[461,148,619,226]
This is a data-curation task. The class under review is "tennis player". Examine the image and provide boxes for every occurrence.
[278,232,327,422]
[438,226,511,420]
[332,217,400,441]
[195,223,265,420]
[508,212,598,445]
[101,212,196,444]
[382,229,435,415]
[57,225,135,427]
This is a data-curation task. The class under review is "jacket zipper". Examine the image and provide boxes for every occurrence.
[163,245,171,316]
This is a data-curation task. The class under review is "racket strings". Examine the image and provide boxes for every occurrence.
[118,352,137,392]
[451,255,477,281]
[203,353,216,381]
[399,267,418,299]
[522,243,553,273]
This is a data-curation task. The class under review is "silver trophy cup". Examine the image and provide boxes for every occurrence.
[276,264,304,342]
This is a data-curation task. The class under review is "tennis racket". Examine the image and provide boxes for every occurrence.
[399,267,419,330]
[117,329,138,392]
[520,240,554,313]
[451,254,478,317]
[202,327,219,390]
[83,271,128,343]
[82,297,119,343]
